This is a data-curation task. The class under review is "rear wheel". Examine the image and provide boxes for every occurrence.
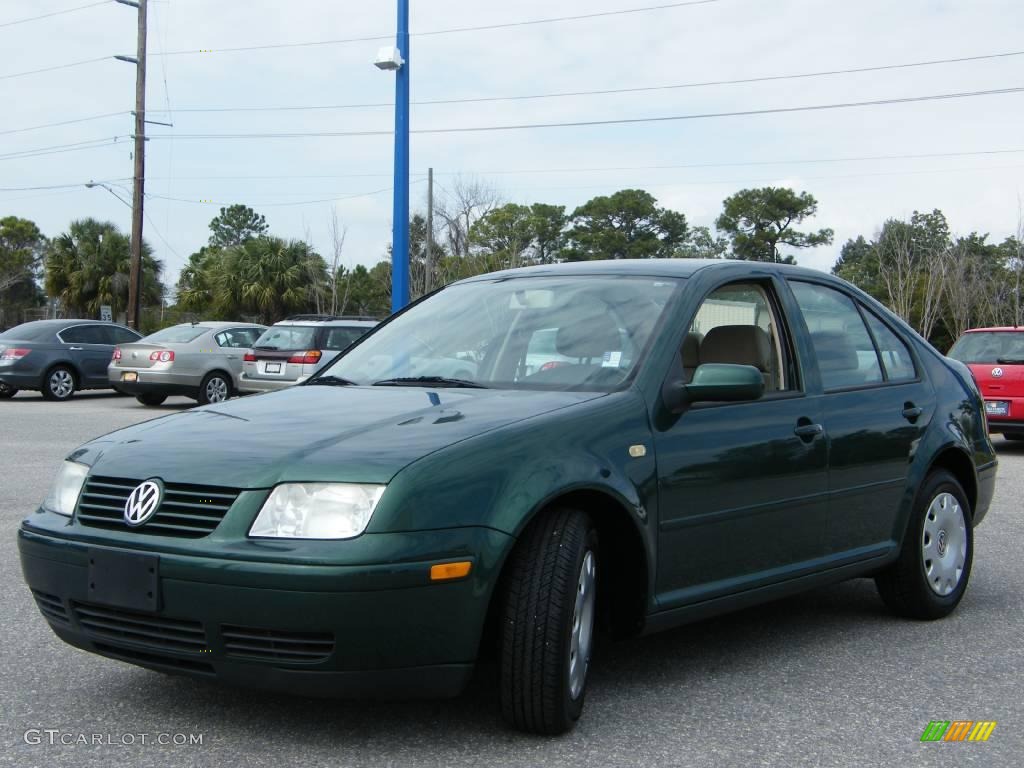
[197,371,231,405]
[136,393,168,406]
[41,366,76,401]
[0,382,16,399]
[875,470,973,620]
[499,506,599,735]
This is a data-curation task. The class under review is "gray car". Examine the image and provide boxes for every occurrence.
[239,316,377,393]
[109,322,266,406]
[0,320,141,401]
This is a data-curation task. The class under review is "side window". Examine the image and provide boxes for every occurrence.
[60,325,107,345]
[789,282,883,390]
[216,329,259,348]
[686,282,795,392]
[110,326,141,344]
[863,311,916,382]
[324,327,366,351]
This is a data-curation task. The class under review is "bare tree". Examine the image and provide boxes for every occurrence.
[327,207,348,316]
[1013,198,1024,327]
[875,220,918,324]
[435,175,503,259]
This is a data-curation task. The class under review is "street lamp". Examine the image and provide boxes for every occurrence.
[376,0,410,314]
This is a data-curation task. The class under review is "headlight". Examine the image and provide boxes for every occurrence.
[249,483,386,539]
[42,461,89,517]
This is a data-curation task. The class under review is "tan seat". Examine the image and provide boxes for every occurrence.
[700,325,773,390]
[682,332,702,383]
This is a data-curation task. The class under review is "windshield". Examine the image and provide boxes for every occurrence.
[255,325,317,350]
[948,331,1024,363]
[142,325,209,344]
[321,275,681,391]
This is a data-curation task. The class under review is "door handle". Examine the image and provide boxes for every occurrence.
[902,402,923,422]
[68,346,83,351]
[794,422,824,440]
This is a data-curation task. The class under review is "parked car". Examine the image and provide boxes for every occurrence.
[19,260,996,735]
[238,315,377,393]
[948,326,1024,440]
[109,322,267,406]
[0,319,141,401]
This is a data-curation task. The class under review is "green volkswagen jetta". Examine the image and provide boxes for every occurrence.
[19,260,997,734]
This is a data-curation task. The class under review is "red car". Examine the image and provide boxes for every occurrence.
[948,327,1024,440]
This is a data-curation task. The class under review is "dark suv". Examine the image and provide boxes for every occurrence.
[0,320,141,400]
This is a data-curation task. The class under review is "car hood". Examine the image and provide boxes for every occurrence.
[75,385,603,488]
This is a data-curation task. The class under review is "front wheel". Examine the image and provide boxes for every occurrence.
[41,366,76,401]
[499,507,598,735]
[197,371,231,405]
[875,470,973,620]
[136,393,168,406]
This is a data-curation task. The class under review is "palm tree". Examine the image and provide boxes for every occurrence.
[45,219,163,318]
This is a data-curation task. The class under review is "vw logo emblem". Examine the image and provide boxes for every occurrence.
[124,480,162,526]
[992,367,1004,378]
[936,530,948,556]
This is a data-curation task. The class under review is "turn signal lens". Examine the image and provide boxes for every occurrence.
[288,350,322,365]
[112,347,122,361]
[149,350,174,362]
[430,561,473,582]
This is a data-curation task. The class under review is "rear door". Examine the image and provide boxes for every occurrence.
[787,280,934,557]
[59,324,116,386]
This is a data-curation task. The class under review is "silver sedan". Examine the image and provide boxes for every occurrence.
[109,322,266,406]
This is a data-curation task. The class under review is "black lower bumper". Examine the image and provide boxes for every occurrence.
[113,380,199,398]
[987,420,1024,435]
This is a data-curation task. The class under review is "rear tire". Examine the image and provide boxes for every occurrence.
[197,371,231,405]
[136,393,168,406]
[875,470,973,620]
[499,507,599,735]
[0,382,16,399]
[41,365,76,401]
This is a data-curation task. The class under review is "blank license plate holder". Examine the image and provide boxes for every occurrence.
[87,547,160,612]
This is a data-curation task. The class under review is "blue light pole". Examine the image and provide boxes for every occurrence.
[391,0,411,313]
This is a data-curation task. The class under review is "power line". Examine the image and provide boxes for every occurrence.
[0,55,110,81]
[143,86,1024,141]
[0,136,127,162]
[156,0,720,55]
[0,0,111,29]
[144,184,407,207]
[0,112,126,137]
[148,49,1024,115]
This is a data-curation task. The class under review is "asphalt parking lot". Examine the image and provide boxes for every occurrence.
[1,391,1021,768]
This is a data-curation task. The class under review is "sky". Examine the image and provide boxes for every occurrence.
[2,0,1024,293]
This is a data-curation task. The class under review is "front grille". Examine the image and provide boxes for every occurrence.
[72,602,207,654]
[94,643,215,675]
[32,589,69,625]
[76,476,240,538]
[222,625,335,663]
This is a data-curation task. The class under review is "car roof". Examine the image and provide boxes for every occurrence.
[456,258,835,283]
[170,321,265,330]
[271,319,377,328]
[962,327,1024,333]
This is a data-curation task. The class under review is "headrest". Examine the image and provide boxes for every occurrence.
[700,325,771,372]
[810,330,860,373]
[556,310,621,359]
[682,332,702,368]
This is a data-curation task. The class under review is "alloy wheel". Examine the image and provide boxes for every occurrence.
[49,369,74,399]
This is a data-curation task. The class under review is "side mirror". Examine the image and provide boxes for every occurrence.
[662,363,765,414]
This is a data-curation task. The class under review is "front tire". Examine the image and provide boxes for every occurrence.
[197,371,231,405]
[41,366,76,401]
[499,507,598,735]
[875,470,973,620]
[136,393,168,406]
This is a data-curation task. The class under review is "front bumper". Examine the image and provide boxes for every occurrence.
[19,521,511,698]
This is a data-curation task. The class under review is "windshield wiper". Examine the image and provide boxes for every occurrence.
[305,375,358,387]
[373,376,487,389]
[996,357,1024,365]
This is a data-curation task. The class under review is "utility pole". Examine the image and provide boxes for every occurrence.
[116,0,146,330]
[391,0,410,313]
[425,167,433,294]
